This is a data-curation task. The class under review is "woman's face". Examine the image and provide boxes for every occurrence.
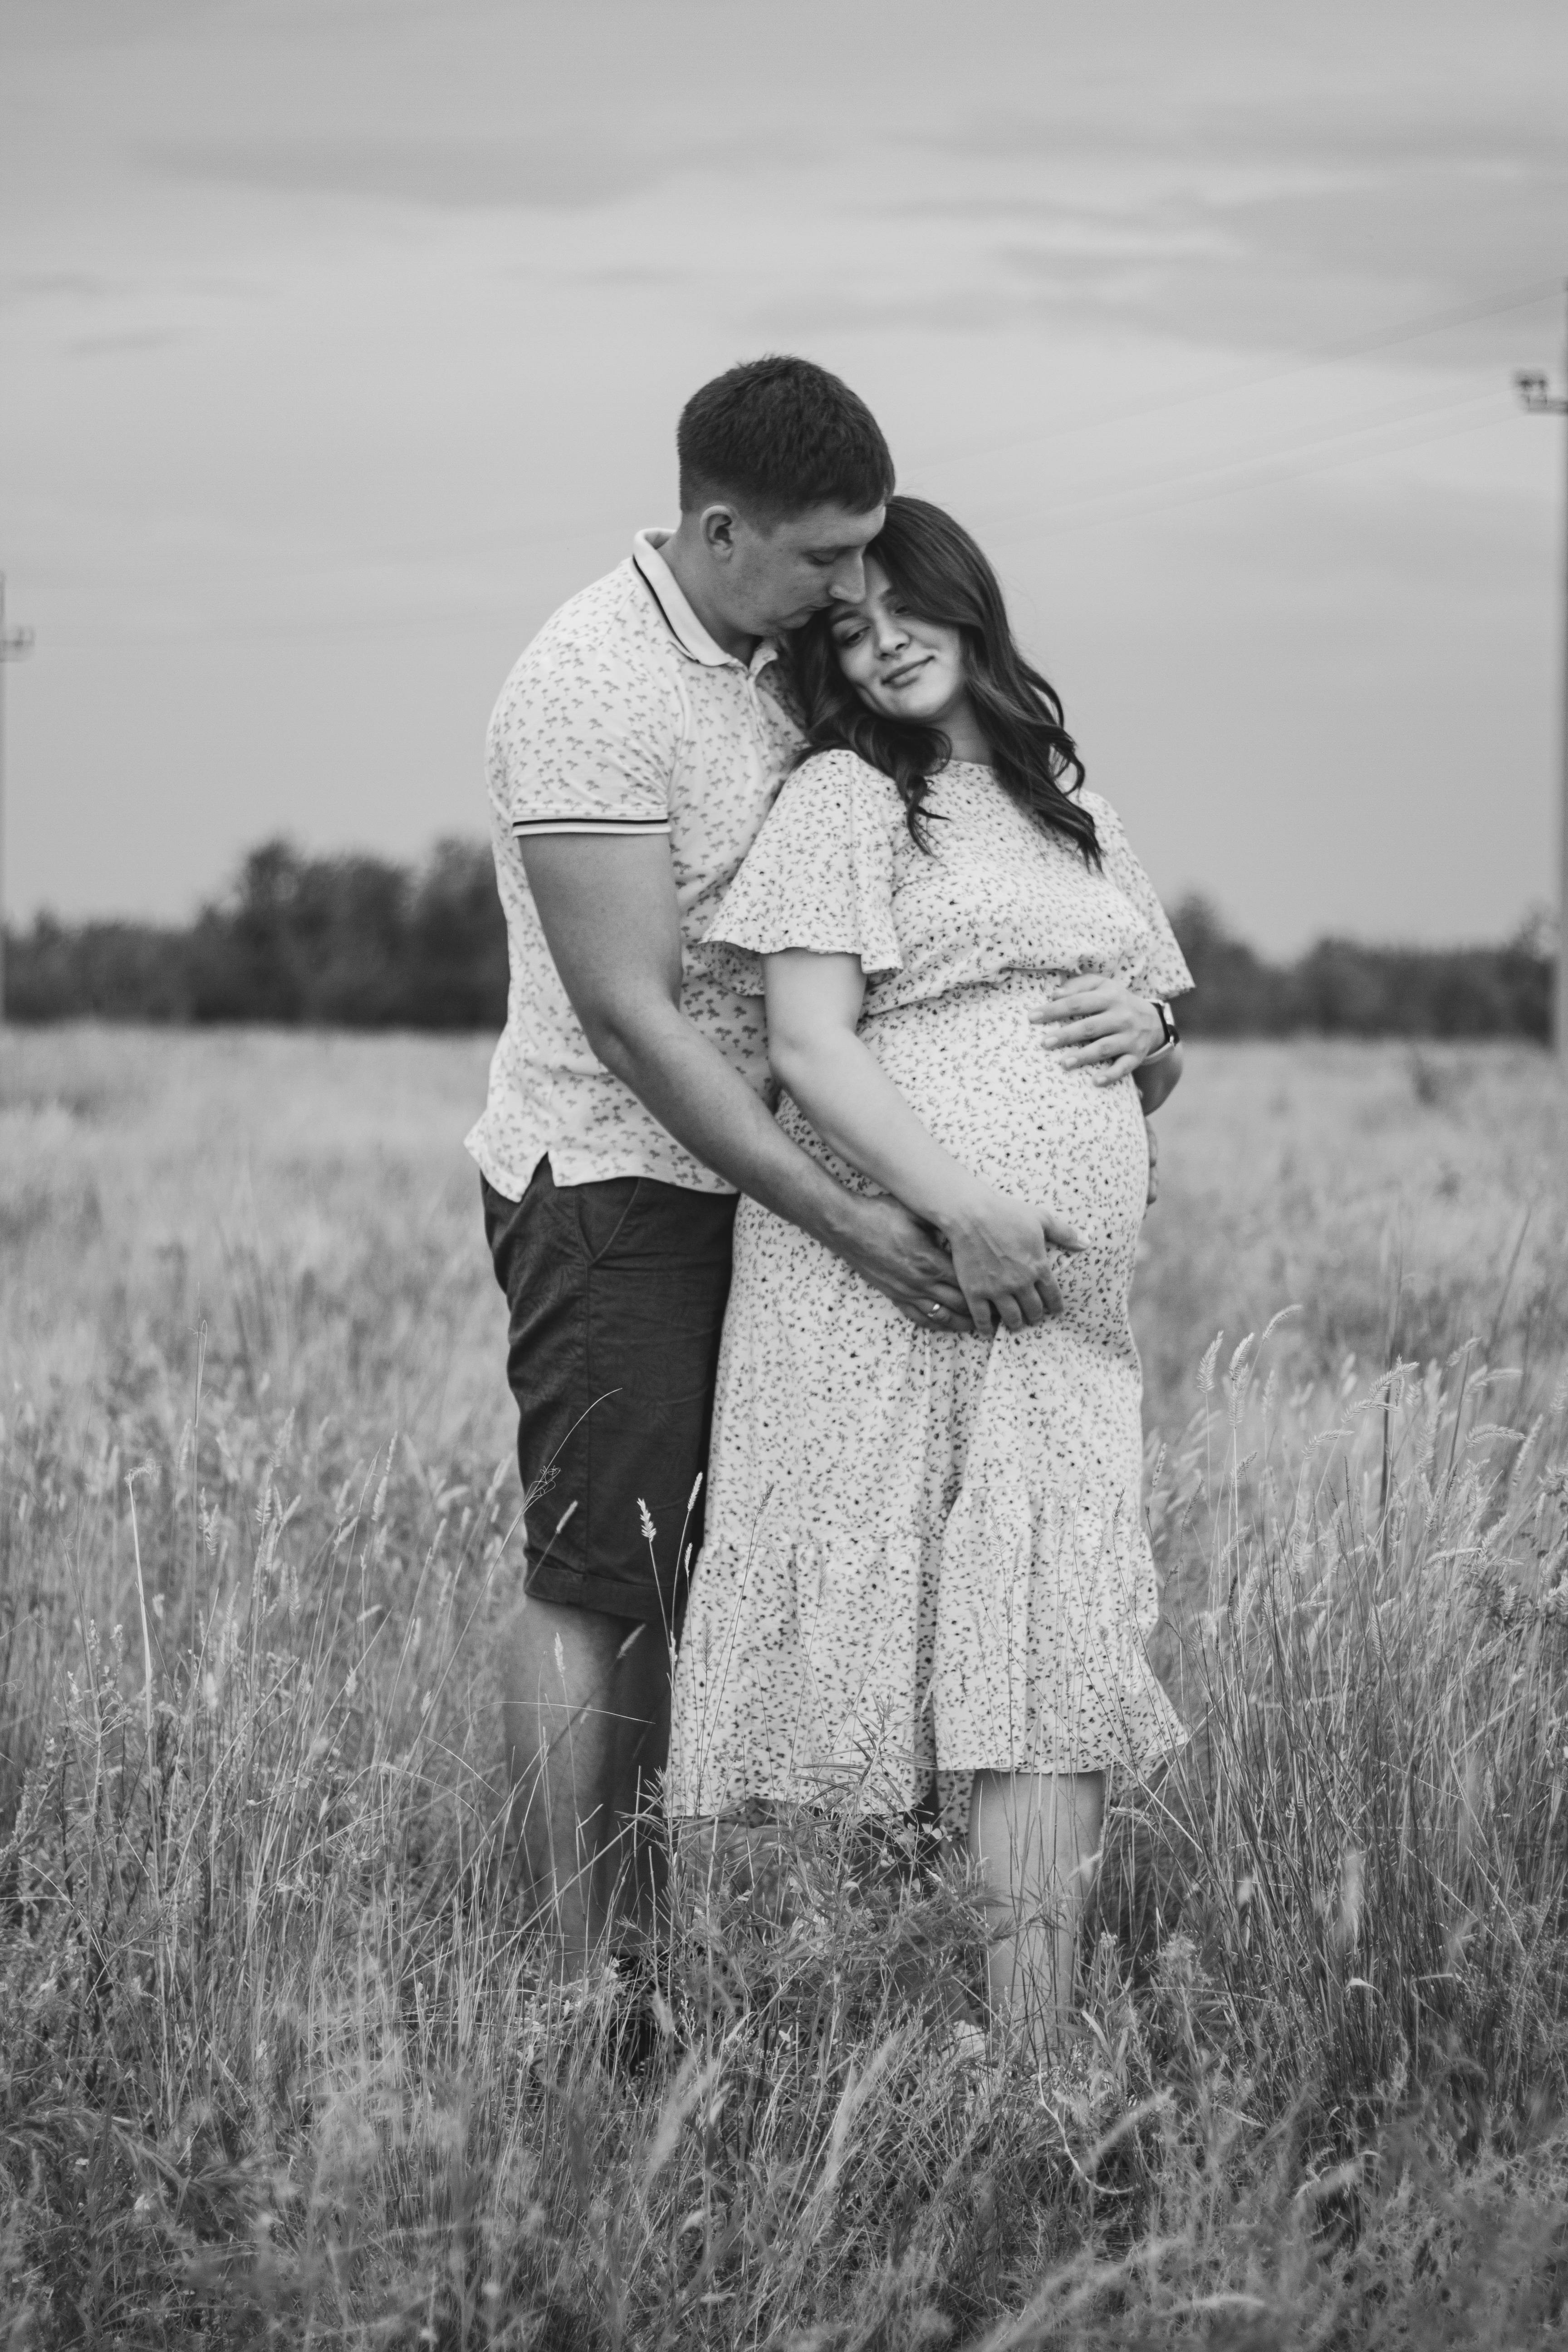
[828,561,968,727]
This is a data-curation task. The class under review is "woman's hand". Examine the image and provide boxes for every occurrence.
[1030,975,1164,1084]
[940,1186,1085,1339]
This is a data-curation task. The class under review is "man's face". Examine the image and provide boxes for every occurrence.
[716,500,887,640]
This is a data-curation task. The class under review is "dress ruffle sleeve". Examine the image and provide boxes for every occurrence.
[1082,791,1195,1000]
[702,750,904,997]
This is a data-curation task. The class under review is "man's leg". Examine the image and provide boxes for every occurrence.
[483,1163,735,1973]
[499,1595,671,1972]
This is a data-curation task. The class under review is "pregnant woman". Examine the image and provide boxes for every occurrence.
[667,497,1191,2043]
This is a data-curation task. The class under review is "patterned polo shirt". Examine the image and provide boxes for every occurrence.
[465,531,804,1199]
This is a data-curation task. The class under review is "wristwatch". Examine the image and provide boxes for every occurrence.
[1142,999,1181,1063]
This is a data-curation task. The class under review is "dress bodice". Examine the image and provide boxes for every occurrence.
[701,750,1192,1016]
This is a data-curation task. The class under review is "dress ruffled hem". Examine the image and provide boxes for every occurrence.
[667,1489,1187,1825]
[930,1460,1186,1780]
[668,1528,931,1819]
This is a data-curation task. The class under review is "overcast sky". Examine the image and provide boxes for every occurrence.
[2,0,1566,949]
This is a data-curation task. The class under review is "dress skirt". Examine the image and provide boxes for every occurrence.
[667,970,1186,1825]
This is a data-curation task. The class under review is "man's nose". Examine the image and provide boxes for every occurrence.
[828,551,867,603]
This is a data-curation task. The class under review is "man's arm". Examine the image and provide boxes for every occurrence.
[518,835,972,1324]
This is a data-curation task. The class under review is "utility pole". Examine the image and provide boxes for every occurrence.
[1516,289,1568,1069]
[0,574,37,1026]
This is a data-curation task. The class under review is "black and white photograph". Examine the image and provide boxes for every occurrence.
[2,1,1567,2340]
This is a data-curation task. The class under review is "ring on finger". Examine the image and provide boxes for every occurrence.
[924,1301,945,1320]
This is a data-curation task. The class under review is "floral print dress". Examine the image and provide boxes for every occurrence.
[667,752,1193,1824]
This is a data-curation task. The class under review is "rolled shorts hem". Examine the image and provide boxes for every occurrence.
[522,1553,683,1629]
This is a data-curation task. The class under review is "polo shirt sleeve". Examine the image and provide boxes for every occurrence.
[490,632,682,843]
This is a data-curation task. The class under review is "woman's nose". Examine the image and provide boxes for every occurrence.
[874,617,910,656]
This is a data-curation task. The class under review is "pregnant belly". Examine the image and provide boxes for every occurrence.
[776,977,1151,1259]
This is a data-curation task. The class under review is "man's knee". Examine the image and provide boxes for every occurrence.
[496,1594,653,1784]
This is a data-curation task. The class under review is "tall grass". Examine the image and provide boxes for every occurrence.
[1,1029,1567,2344]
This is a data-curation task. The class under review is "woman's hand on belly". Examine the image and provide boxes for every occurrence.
[1030,975,1165,1084]
[941,1183,1086,1339]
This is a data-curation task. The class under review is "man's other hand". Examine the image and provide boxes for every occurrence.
[832,1193,976,1335]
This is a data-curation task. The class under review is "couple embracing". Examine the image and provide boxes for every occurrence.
[467,355,1191,2042]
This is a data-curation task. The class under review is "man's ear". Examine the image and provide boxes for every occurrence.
[699,503,740,564]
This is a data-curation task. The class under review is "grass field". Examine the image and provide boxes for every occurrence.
[2,1026,1568,2347]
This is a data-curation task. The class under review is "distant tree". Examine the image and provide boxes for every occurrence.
[1164,897,1551,1043]
[182,838,507,1028]
[1167,895,1297,1034]
[1294,931,1550,1040]
[186,840,310,1022]
[6,911,194,1021]
[406,839,510,1029]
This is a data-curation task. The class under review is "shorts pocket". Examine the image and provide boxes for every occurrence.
[573,1176,644,1266]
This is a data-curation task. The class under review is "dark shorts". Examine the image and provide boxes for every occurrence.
[482,1160,738,1626]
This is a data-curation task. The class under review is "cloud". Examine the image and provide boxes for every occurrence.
[68,328,180,357]
[7,0,1564,938]
[0,270,116,309]
[146,134,670,211]
[145,124,834,216]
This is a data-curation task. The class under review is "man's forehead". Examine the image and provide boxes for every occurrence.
[829,559,890,619]
[774,501,886,550]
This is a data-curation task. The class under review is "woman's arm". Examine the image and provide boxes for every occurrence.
[763,948,1084,1339]
[1133,1041,1183,1114]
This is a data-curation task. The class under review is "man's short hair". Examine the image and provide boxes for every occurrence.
[677,354,895,523]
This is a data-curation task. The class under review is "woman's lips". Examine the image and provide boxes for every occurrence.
[882,657,932,689]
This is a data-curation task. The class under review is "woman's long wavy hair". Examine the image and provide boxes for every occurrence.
[791,495,1098,864]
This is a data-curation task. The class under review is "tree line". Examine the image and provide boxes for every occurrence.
[7,839,508,1029]
[4,836,1553,1040]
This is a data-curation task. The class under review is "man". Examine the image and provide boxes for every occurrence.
[468,354,970,1969]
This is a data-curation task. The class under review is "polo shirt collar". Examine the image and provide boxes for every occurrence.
[632,530,778,677]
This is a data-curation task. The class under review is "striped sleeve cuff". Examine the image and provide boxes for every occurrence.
[512,814,671,840]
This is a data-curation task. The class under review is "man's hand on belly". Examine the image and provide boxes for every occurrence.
[826,1193,978,1335]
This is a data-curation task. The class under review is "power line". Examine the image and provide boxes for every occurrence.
[278,283,1568,575]
[909,276,1563,476]
[985,390,1509,547]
